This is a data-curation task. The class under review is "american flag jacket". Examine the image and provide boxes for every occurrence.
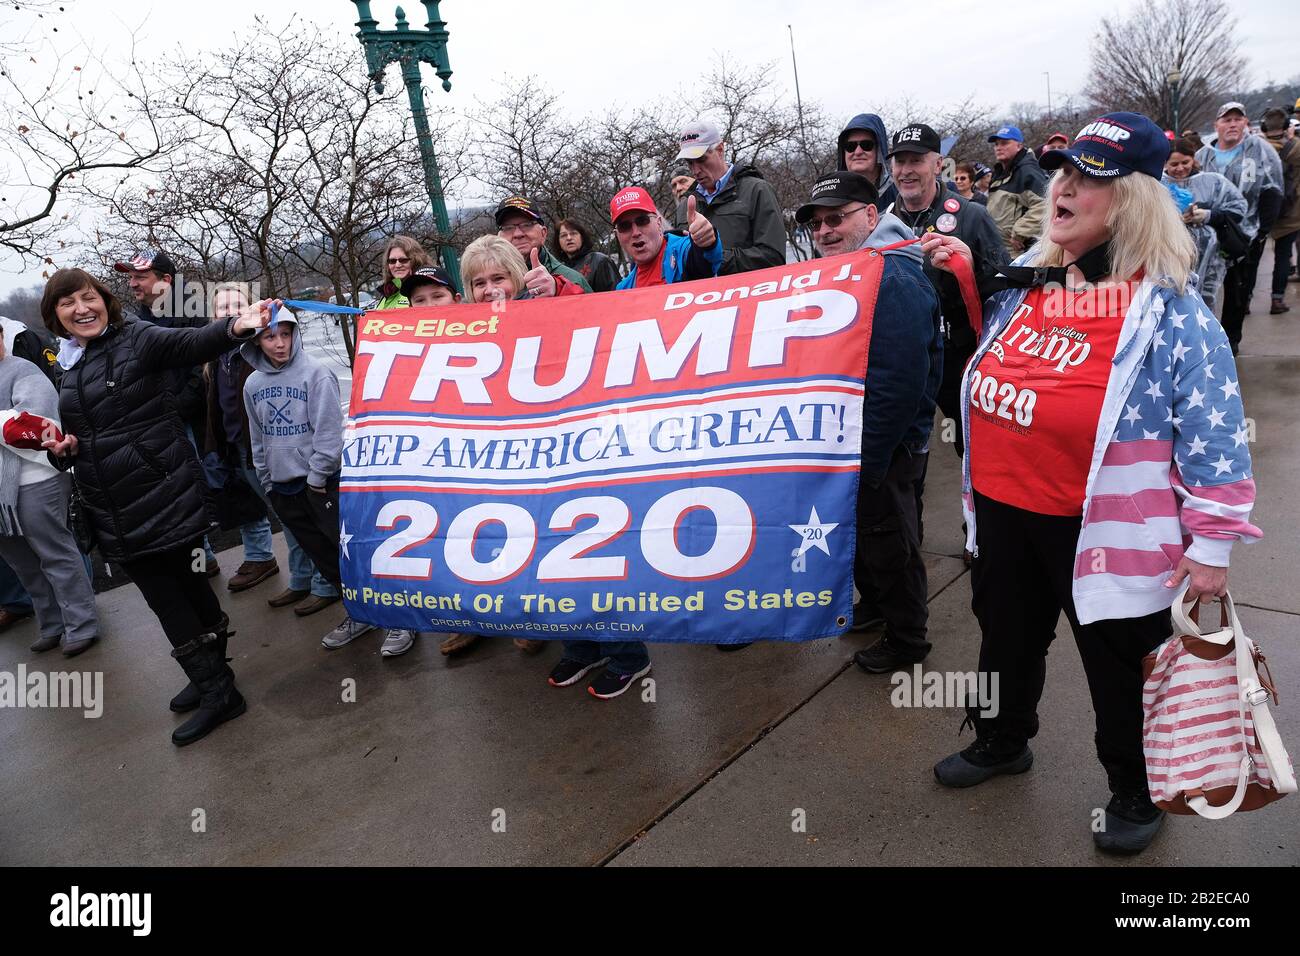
[960,270,1262,626]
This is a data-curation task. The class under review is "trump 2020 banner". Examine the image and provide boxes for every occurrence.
[339,250,883,643]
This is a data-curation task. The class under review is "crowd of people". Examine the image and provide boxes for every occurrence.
[3,98,1295,856]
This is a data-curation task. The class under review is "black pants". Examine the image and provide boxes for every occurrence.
[1272,231,1298,296]
[856,446,929,657]
[270,477,342,592]
[121,538,224,649]
[970,492,1170,796]
[1220,236,1268,349]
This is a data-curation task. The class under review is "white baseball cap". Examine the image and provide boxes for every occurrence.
[675,119,723,161]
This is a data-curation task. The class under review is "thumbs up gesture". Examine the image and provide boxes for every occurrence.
[523,246,557,298]
[686,195,716,249]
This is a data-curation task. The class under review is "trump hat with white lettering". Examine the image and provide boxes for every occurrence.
[1038,111,1169,180]
[609,186,658,223]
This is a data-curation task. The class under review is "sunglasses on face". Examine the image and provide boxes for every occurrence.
[806,205,866,233]
[845,139,876,154]
[615,213,654,233]
[387,256,411,265]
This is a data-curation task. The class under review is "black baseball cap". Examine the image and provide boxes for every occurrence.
[795,172,879,224]
[113,250,177,277]
[494,196,545,227]
[404,267,455,293]
[889,124,942,157]
[1039,111,1169,180]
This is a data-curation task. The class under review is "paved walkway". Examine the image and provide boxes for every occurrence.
[2,254,1298,866]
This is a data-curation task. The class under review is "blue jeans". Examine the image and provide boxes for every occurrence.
[560,640,650,677]
[242,464,336,598]
[0,555,33,613]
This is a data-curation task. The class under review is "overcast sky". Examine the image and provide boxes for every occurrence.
[2,0,1296,294]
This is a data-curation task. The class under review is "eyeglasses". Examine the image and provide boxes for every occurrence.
[615,213,654,233]
[387,256,411,265]
[499,221,540,235]
[805,205,867,233]
[844,139,876,154]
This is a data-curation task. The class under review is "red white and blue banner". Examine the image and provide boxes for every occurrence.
[339,251,882,643]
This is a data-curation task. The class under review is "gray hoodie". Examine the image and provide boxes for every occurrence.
[240,316,343,492]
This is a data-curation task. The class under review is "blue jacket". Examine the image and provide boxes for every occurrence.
[855,214,943,486]
[616,231,724,290]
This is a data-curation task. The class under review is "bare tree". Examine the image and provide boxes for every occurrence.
[1084,0,1248,131]
[0,5,180,265]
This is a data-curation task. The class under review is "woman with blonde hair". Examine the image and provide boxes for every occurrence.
[376,235,434,310]
[460,234,582,304]
[921,113,1261,854]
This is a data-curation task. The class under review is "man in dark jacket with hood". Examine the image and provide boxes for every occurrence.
[797,171,942,674]
[673,119,786,275]
[837,113,897,210]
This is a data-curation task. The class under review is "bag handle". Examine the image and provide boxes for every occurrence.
[1169,579,1234,645]
[1187,757,1252,819]
[1224,598,1298,796]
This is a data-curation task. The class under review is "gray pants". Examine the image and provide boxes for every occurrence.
[0,473,98,646]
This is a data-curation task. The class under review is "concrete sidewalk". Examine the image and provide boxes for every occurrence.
[2,254,1298,867]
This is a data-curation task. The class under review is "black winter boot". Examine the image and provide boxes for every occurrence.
[170,632,246,747]
[933,704,1033,788]
[170,614,233,713]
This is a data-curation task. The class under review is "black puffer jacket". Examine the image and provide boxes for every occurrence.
[56,317,252,562]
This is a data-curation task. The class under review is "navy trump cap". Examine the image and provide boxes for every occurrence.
[1039,112,1169,180]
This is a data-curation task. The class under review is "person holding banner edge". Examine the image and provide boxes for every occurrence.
[796,171,942,675]
[40,268,276,746]
[924,111,1261,854]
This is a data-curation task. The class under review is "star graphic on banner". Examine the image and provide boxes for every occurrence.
[1207,407,1227,429]
[340,520,353,560]
[1195,310,1212,330]
[1231,424,1250,448]
[1153,328,1167,348]
[1187,434,1208,457]
[789,507,838,557]
[1203,361,1215,380]
[1142,429,1161,440]
[1212,454,1234,477]
[1220,378,1240,400]
[1123,404,1143,425]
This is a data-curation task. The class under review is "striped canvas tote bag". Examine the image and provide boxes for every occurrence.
[1142,583,1296,818]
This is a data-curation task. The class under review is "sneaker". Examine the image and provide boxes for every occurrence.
[588,663,652,700]
[853,634,923,673]
[1094,792,1165,855]
[850,600,884,632]
[321,617,376,649]
[933,737,1034,788]
[228,559,279,592]
[548,656,609,687]
[380,629,415,657]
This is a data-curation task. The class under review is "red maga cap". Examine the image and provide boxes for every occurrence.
[609,186,657,222]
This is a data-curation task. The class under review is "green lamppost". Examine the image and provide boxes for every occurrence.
[1167,68,1183,136]
[352,1,460,286]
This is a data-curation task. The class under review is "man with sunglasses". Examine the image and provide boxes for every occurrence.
[837,114,897,210]
[672,119,785,276]
[796,171,942,675]
[495,196,594,294]
[610,186,722,290]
